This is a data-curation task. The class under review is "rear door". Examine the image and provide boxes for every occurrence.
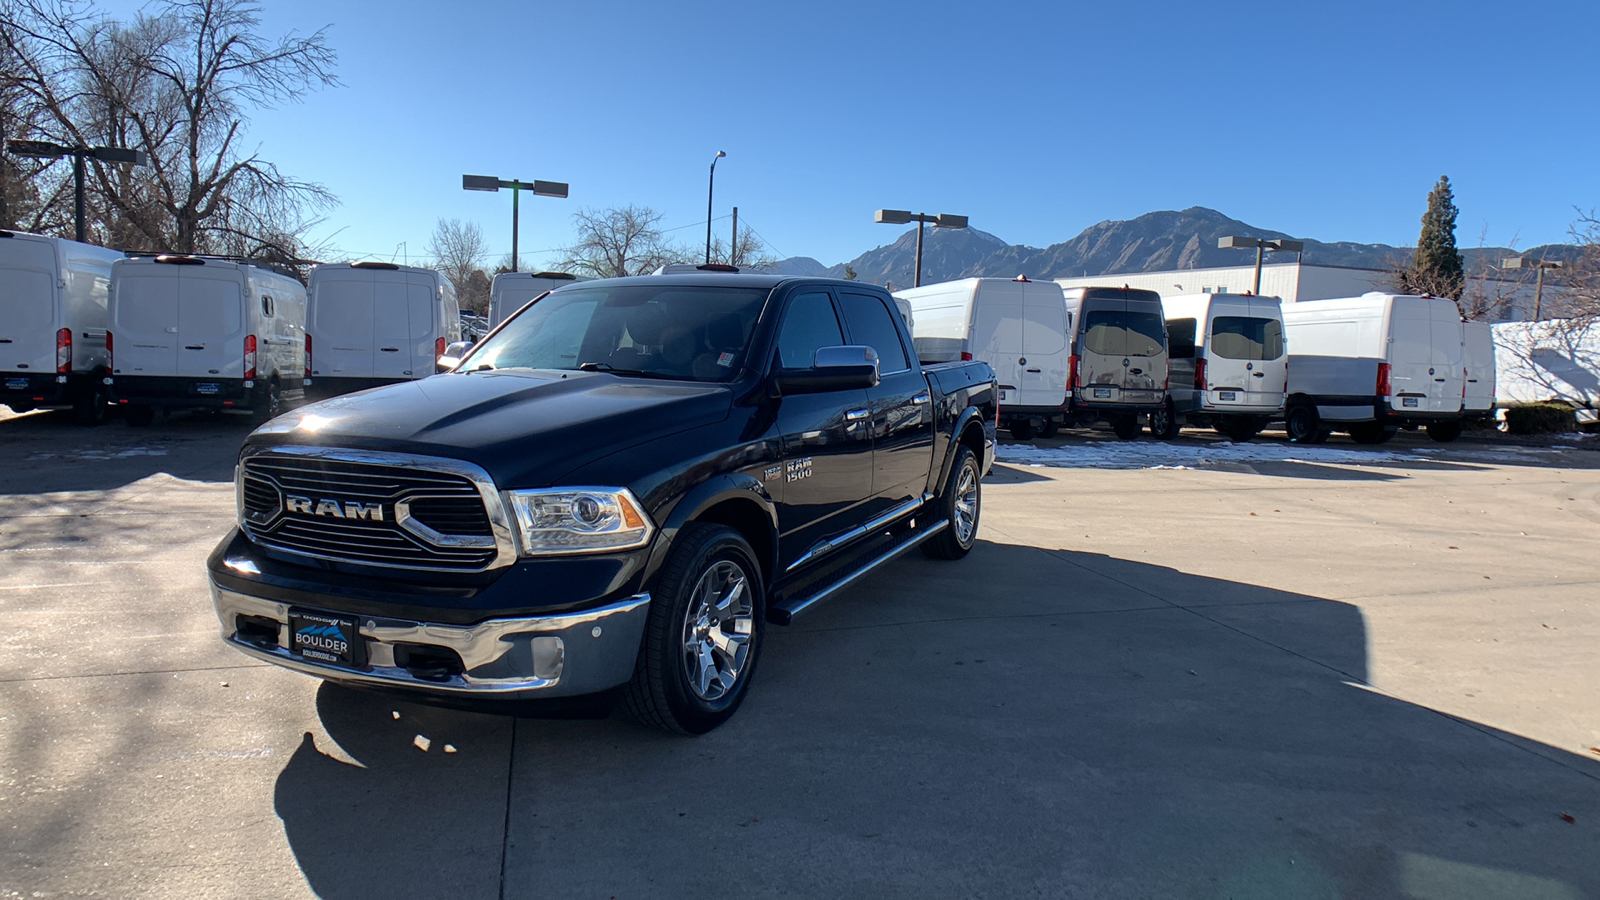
[838,290,933,516]
[312,274,376,378]
[1387,298,1435,411]
[0,236,59,375]
[1463,322,1495,412]
[1206,297,1286,411]
[1429,301,1467,412]
[1078,292,1166,405]
[971,287,1025,407]
[1018,284,1069,408]
[110,266,180,376]
[176,268,244,378]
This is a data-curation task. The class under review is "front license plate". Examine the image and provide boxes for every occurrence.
[1093,388,1111,398]
[1402,397,1419,408]
[1218,391,1237,401]
[5,377,29,391]
[290,610,358,666]
[194,382,220,395]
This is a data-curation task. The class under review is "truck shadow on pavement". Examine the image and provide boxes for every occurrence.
[273,541,1599,900]
[0,407,251,494]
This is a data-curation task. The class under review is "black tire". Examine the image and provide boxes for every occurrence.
[1285,403,1321,444]
[1426,420,1463,443]
[1148,401,1180,439]
[624,524,765,735]
[1221,416,1261,442]
[73,385,108,426]
[1349,422,1397,445]
[125,404,155,427]
[252,379,283,424]
[1037,419,1060,439]
[922,444,981,561]
[1008,420,1036,441]
[1111,414,1140,440]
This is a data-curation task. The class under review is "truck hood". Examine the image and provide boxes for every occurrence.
[247,369,733,487]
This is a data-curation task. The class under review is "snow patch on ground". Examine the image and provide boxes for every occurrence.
[996,441,1428,470]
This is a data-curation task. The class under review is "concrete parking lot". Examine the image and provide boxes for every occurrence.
[2,407,1598,899]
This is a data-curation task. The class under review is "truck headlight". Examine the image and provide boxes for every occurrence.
[504,487,654,556]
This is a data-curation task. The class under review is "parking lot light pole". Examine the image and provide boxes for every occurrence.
[706,151,726,264]
[7,140,147,243]
[1218,235,1305,296]
[1501,257,1564,320]
[875,210,969,287]
[463,174,569,273]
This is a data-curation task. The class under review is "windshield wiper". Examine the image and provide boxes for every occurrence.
[575,361,685,380]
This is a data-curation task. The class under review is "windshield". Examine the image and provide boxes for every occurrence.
[461,284,769,382]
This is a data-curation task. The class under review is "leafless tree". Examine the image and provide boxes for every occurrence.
[426,217,489,312]
[559,205,680,278]
[1560,209,1600,324]
[707,227,776,270]
[0,0,337,254]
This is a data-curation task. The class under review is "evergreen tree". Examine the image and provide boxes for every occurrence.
[1405,175,1465,300]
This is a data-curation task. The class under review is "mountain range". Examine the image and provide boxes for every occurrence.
[761,207,1578,288]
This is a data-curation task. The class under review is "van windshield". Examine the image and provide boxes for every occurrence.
[1211,316,1284,360]
[463,285,769,382]
[1082,309,1165,357]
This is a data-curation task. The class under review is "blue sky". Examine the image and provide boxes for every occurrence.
[99,0,1600,268]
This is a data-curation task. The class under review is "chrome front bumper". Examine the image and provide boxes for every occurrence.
[210,579,650,697]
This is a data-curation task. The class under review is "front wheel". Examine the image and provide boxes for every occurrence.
[1111,414,1141,440]
[1008,420,1036,441]
[1148,401,1180,439]
[624,524,765,735]
[922,444,981,560]
[1426,420,1463,443]
[1037,419,1060,439]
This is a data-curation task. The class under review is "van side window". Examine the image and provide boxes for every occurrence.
[262,295,274,318]
[777,292,844,369]
[837,292,910,373]
[1167,317,1197,359]
[1212,316,1284,360]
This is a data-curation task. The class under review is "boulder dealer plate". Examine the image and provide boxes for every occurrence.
[5,377,30,391]
[289,609,359,666]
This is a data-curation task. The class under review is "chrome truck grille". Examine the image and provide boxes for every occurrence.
[237,447,515,572]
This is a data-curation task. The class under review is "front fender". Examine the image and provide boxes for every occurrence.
[642,473,778,588]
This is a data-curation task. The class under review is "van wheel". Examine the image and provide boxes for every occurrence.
[923,445,981,560]
[1008,421,1036,441]
[1285,403,1325,444]
[125,405,155,427]
[1426,420,1463,443]
[1222,417,1261,442]
[1148,402,1180,439]
[252,380,282,424]
[624,524,764,735]
[73,386,108,426]
[1111,414,1140,440]
[1037,419,1059,439]
[1349,422,1397,445]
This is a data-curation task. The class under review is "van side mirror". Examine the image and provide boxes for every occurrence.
[437,340,474,372]
[776,345,880,394]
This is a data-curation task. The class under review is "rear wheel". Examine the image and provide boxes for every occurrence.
[1285,403,1325,444]
[1037,419,1060,439]
[73,385,108,426]
[1008,420,1036,441]
[624,524,764,735]
[1349,422,1396,445]
[125,404,155,427]
[1426,420,1463,443]
[1148,401,1180,439]
[252,379,282,424]
[922,444,981,560]
[1221,416,1261,442]
[1111,414,1140,440]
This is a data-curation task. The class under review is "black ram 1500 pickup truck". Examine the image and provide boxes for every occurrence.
[207,272,997,733]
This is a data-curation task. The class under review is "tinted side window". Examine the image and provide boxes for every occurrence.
[777,292,844,369]
[1211,316,1284,360]
[838,292,910,373]
[1167,317,1197,359]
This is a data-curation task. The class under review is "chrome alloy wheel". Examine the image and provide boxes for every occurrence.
[681,560,755,702]
[953,463,979,545]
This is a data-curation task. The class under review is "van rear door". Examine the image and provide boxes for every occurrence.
[176,268,244,378]
[1019,285,1068,407]
[0,236,59,375]
[1430,301,1467,412]
[972,287,1024,406]
[1463,322,1494,412]
[1205,297,1286,411]
[1387,298,1436,411]
[111,267,179,376]
[312,276,375,378]
[1078,292,1166,404]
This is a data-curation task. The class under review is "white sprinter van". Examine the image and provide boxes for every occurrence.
[488,271,583,327]
[1059,286,1170,440]
[0,231,125,423]
[1282,293,1466,444]
[107,255,307,425]
[896,276,1070,441]
[1462,320,1496,427]
[305,262,460,400]
[1154,293,1287,441]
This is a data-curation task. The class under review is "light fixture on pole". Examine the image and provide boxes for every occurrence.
[1218,236,1304,295]
[875,210,969,287]
[706,150,726,264]
[1502,257,1564,320]
[462,174,569,273]
[7,139,147,243]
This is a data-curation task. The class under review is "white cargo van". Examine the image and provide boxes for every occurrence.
[1155,293,1287,441]
[896,277,1070,440]
[1058,286,1170,440]
[489,271,584,327]
[1462,320,1495,426]
[0,231,124,423]
[305,262,460,400]
[1281,293,1466,444]
[1491,320,1599,425]
[107,255,307,425]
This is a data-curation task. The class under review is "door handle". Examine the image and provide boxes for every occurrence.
[1434,377,1446,382]
[1252,372,1265,377]
[845,408,870,421]
[380,347,400,352]
[1025,368,1041,373]
[912,391,931,405]
[184,345,204,350]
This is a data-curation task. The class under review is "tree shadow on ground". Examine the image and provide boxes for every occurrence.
[274,541,1600,900]
[0,406,249,494]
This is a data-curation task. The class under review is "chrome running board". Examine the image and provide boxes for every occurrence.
[767,519,948,626]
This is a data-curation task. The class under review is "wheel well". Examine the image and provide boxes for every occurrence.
[959,421,985,465]
[692,498,775,584]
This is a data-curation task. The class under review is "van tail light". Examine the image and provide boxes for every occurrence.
[1194,358,1207,391]
[435,337,447,360]
[244,335,257,380]
[1067,354,1079,390]
[56,327,72,374]
[105,331,113,370]
[960,351,973,361]
[1376,362,1391,398]
[305,334,313,378]
[1461,368,1468,400]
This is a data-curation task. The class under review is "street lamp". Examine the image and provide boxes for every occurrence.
[875,210,969,287]
[7,139,147,243]
[706,150,726,264]
[1218,235,1304,296]
[1502,257,1564,320]
[462,174,569,273]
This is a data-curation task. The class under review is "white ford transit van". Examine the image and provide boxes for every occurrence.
[0,231,124,423]
[305,262,460,400]
[1282,293,1466,444]
[489,271,583,327]
[896,277,1070,440]
[1058,286,1170,440]
[107,255,307,425]
[1155,293,1287,441]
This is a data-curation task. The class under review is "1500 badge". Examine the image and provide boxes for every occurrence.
[785,457,813,482]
